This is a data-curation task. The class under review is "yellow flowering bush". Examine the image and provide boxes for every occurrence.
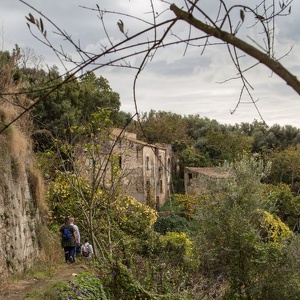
[47,173,72,200]
[114,195,158,236]
[160,231,193,258]
[172,193,198,219]
[260,211,293,244]
[46,172,100,221]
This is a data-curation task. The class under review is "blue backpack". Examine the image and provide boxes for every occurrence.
[62,227,72,239]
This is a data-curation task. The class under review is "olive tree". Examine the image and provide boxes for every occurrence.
[193,156,300,299]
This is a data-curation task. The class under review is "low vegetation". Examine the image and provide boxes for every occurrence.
[42,156,300,299]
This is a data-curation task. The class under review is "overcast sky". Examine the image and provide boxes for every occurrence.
[2,0,300,128]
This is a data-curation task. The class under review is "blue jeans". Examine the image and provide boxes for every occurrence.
[64,246,76,263]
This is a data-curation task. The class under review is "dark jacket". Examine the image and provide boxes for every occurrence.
[60,224,76,248]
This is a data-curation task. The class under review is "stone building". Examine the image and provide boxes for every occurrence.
[184,167,229,195]
[111,129,172,208]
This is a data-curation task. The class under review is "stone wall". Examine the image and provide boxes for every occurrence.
[112,132,172,207]
[0,131,42,279]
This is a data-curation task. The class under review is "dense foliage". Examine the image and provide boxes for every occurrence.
[29,71,121,141]
[193,157,297,299]
[53,156,300,299]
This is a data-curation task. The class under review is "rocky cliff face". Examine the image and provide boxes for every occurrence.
[0,126,44,279]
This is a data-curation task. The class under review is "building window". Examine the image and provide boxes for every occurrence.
[146,156,150,170]
[119,155,122,169]
[158,155,162,173]
[136,145,142,158]
[188,173,193,186]
[160,179,163,193]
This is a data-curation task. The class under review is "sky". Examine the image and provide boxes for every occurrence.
[2,0,300,128]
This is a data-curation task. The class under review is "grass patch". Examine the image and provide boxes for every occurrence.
[24,281,68,300]
[25,260,57,280]
[55,272,109,300]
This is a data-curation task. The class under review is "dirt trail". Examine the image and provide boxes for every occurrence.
[0,262,87,300]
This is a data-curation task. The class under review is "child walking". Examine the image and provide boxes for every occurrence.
[81,238,94,260]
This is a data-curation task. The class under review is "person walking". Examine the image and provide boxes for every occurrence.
[69,216,81,255]
[59,217,77,263]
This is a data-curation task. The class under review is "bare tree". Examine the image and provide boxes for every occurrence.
[0,0,298,131]
[47,109,137,259]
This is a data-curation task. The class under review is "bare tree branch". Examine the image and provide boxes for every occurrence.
[170,3,300,95]
[1,0,299,131]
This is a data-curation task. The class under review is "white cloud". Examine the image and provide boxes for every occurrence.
[2,0,300,127]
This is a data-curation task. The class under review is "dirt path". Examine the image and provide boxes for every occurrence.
[0,262,87,300]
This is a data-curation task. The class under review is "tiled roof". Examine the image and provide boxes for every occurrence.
[111,128,170,150]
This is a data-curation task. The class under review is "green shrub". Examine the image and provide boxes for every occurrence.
[154,214,190,235]
[56,272,109,300]
[161,232,193,258]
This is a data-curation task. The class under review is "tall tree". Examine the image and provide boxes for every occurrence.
[266,146,300,194]
[133,110,191,144]
[47,108,134,257]
[197,130,253,164]
[78,72,120,123]
[31,71,120,140]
